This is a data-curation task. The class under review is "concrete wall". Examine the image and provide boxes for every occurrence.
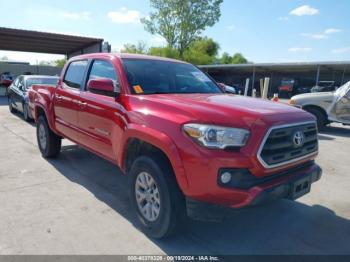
[0,63,62,77]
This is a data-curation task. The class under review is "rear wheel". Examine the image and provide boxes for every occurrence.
[129,155,185,239]
[305,107,327,131]
[36,115,61,158]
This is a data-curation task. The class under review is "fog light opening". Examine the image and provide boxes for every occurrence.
[220,172,232,184]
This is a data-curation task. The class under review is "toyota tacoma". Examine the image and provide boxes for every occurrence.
[29,53,322,238]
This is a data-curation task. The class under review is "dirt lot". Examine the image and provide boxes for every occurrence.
[0,96,349,255]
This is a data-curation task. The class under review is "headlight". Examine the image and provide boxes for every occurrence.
[183,124,250,149]
[288,99,296,105]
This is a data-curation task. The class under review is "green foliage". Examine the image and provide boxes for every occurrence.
[183,37,220,64]
[231,53,248,64]
[141,0,223,55]
[121,41,148,54]
[219,52,248,64]
[120,38,248,65]
[121,38,219,65]
[148,46,180,59]
[54,59,67,68]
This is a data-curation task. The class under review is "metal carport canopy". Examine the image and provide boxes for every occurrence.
[0,27,103,55]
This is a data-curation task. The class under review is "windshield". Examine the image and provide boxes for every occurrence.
[122,59,222,95]
[335,81,350,97]
[25,78,58,89]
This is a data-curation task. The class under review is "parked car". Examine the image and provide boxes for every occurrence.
[278,79,296,98]
[311,81,335,93]
[29,53,322,238]
[0,72,14,87]
[289,81,350,129]
[295,86,311,94]
[8,75,58,121]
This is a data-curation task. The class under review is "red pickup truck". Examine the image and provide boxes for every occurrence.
[29,53,322,238]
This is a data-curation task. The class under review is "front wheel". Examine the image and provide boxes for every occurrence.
[8,96,15,113]
[305,108,327,131]
[36,115,61,158]
[23,102,31,122]
[129,156,185,239]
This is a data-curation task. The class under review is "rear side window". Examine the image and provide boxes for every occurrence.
[88,60,118,82]
[64,60,88,89]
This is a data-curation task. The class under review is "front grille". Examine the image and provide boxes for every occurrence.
[258,122,318,168]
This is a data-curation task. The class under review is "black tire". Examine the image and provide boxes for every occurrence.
[23,102,30,122]
[129,155,185,239]
[36,115,61,158]
[8,96,16,113]
[305,107,327,131]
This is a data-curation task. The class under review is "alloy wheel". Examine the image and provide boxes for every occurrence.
[135,171,161,222]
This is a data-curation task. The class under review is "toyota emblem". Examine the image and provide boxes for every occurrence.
[293,131,305,148]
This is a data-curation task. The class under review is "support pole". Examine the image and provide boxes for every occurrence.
[341,67,346,86]
[316,65,320,86]
[262,77,270,99]
[260,79,264,98]
[244,78,250,96]
[251,67,256,90]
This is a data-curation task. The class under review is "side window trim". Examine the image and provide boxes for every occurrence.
[84,59,119,92]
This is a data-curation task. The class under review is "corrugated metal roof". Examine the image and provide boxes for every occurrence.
[0,27,103,55]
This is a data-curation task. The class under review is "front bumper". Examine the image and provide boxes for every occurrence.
[186,162,322,221]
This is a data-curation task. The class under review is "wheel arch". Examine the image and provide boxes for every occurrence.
[33,105,57,132]
[302,104,329,122]
[119,126,189,193]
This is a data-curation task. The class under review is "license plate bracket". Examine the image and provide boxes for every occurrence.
[289,176,311,200]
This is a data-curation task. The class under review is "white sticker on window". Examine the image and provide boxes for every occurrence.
[191,72,211,82]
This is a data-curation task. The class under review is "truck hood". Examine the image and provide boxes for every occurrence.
[128,94,313,128]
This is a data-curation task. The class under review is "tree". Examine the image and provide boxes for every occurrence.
[231,53,248,64]
[220,52,232,64]
[148,46,180,59]
[183,37,219,64]
[121,41,148,54]
[39,61,52,66]
[54,59,66,67]
[141,0,223,56]
[219,52,248,64]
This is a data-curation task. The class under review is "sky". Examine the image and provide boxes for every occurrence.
[0,0,349,65]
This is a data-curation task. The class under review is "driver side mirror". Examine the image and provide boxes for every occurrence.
[217,82,236,94]
[87,78,120,97]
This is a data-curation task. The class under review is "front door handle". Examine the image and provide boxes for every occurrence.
[78,101,87,108]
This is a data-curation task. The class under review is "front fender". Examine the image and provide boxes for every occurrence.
[117,123,189,193]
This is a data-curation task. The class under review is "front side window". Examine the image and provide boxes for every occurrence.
[63,60,88,89]
[18,77,25,90]
[88,60,118,83]
[13,77,20,87]
[122,59,222,95]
